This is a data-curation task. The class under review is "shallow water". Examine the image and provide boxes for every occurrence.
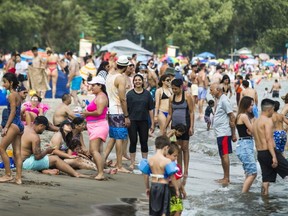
[91,78,288,215]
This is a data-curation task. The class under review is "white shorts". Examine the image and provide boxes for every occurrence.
[191,84,198,96]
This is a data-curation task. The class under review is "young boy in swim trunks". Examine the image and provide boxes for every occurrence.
[139,135,179,216]
[252,99,288,195]
[272,101,288,154]
[166,142,187,216]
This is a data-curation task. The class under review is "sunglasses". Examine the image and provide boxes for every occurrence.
[31,98,39,102]
[165,79,171,82]
[149,62,154,64]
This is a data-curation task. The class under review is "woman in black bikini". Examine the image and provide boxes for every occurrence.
[220,74,232,99]
[154,74,173,134]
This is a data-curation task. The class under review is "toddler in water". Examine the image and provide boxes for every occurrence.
[167,124,187,143]
[204,100,215,131]
[166,142,186,216]
[263,87,269,98]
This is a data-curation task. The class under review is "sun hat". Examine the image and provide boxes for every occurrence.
[165,67,175,76]
[88,76,106,85]
[116,55,129,66]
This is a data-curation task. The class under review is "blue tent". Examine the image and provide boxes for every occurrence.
[197,52,216,59]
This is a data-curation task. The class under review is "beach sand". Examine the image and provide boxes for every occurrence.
[0,97,147,216]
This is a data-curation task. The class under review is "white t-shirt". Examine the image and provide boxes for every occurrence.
[15,61,28,75]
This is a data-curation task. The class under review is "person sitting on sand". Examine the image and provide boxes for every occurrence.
[21,94,49,125]
[21,116,89,178]
[49,120,95,170]
[67,139,117,175]
[53,93,76,127]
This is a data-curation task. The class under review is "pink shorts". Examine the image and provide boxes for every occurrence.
[87,120,109,141]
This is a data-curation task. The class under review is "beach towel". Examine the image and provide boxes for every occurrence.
[28,66,51,91]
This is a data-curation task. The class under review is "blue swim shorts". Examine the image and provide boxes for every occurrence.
[198,87,207,100]
[108,114,128,140]
[71,76,82,91]
[236,138,257,175]
[22,155,49,171]
[274,130,287,153]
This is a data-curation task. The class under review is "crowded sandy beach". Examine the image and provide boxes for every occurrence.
[0,46,288,216]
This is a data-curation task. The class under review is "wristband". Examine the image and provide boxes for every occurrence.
[124,115,129,118]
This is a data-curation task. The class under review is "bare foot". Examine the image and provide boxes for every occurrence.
[117,167,132,173]
[122,155,131,161]
[105,160,113,167]
[129,164,135,171]
[14,178,22,185]
[110,161,117,168]
[215,178,230,185]
[0,175,13,183]
[42,169,59,175]
[95,174,105,181]
[104,168,118,175]
[76,173,91,178]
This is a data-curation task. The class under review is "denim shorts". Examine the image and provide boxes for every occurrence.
[236,138,257,175]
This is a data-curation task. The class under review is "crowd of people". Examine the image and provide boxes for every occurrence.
[1,47,288,215]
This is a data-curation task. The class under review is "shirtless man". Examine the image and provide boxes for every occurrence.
[189,63,198,104]
[197,63,209,117]
[252,99,288,195]
[211,65,223,84]
[137,64,149,89]
[66,51,83,107]
[270,79,281,98]
[159,60,168,77]
[21,116,89,178]
[53,93,76,126]
[272,101,288,154]
[240,80,259,118]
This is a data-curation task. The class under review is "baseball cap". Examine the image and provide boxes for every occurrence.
[175,66,181,72]
[165,67,175,76]
[139,64,148,70]
[88,76,106,85]
[116,55,129,66]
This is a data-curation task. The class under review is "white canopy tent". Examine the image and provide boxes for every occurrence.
[100,39,153,56]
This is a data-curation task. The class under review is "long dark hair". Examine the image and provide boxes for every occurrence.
[59,120,74,147]
[98,84,109,107]
[158,74,170,87]
[3,73,19,90]
[236,96,254,123]
[96,61,109,75]
[220,74,230,84]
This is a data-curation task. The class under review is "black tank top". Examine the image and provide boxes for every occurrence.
[236,124,251,138]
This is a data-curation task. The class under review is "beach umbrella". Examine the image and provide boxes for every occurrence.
[161,55,176,64]
[224,59,232,65]
[243,58,258,65]
[176,55,184,60]
[259,53,270,61]
[217,58,225,63]
[196,52,216,59]
[21,48,48,61]
[208,59,219,65]
[262,62,274,67]
[266,59,278,65]
[79,62,97,80]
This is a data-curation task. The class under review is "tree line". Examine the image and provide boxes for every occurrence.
[0,0,287,57]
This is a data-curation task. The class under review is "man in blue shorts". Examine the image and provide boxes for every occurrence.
[210,83,237,185]
[103,56,131,173]
[66,51,83,107]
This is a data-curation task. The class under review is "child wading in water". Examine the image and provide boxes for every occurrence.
[139,135,179,216]
[166,142,187,216]
[204,100,214,131]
